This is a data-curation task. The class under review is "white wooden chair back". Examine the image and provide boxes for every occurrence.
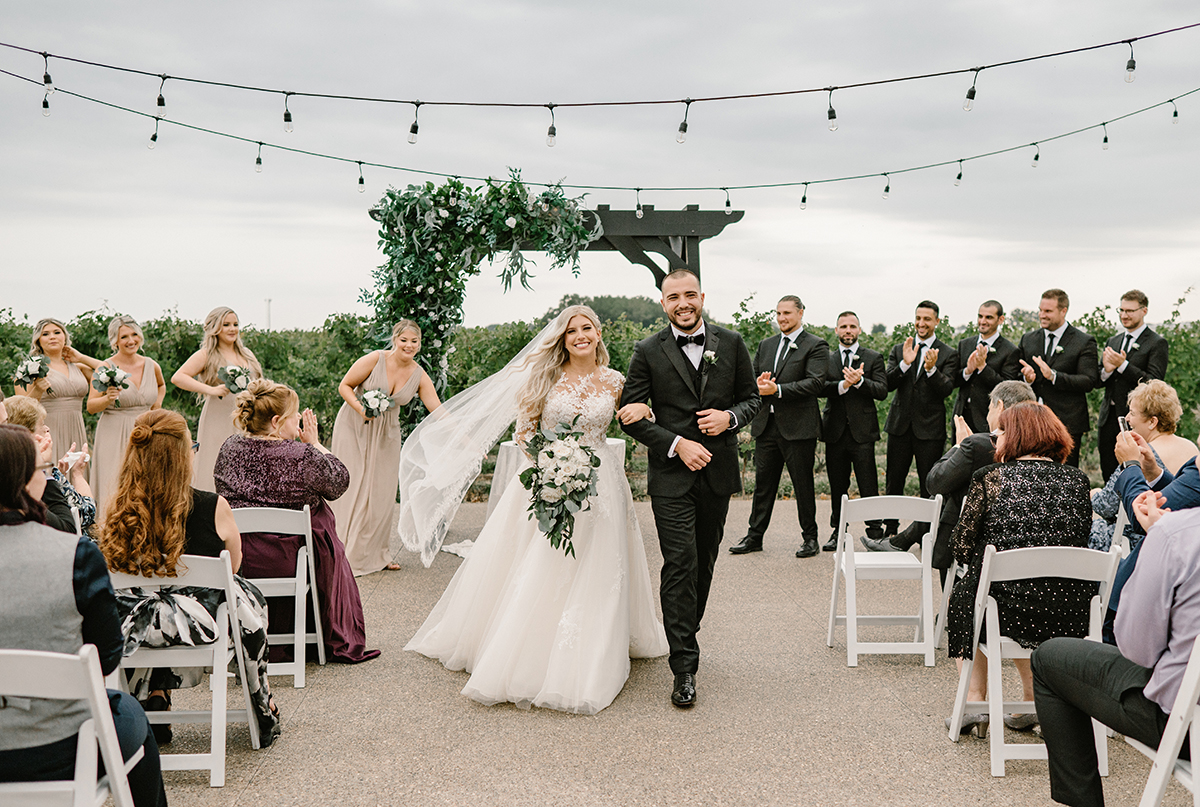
[948,543,1122,777]
[107,550,259,787]
[1130,635,1200,806]
[70,506,82,538]
[0,645,139,807]
[231,505,326,687]
[827,494,942,667]
[1112,506,1132,558]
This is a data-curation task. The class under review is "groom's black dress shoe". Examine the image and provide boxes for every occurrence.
[671,673,696,708]
[795,538,819,558]
[728,536,762,554]
[822,533,840,552]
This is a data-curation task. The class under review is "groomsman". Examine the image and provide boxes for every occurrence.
[1097,289,1169,479]
[870,301,959,544]
[730,296,828,558]
[820,311,887,552]
[1018,288,1099,467]
[953,300,1020,434]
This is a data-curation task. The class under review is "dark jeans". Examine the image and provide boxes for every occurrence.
[652,472,730,675]
[884,429,944,533]
[1032,637,1173,807]
[746,416,817,543]
[0,689,167,807]
[825,432,883,539]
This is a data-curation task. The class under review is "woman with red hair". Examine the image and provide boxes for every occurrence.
[945,402,1095,736]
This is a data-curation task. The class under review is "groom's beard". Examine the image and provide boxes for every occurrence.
[668,311,702,333]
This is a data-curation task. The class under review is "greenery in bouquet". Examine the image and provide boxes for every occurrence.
[518,416,602,558]
[12,354,51,392]
[217,365,252,395]
[92,365,131,407]
[357,388,393,419]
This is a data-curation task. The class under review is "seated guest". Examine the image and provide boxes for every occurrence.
[1089,379,1194,552]
[4,395,95,533]
[99,410,279,747]
[0,424,167,807]
[945,402,1095,736]
[1033,494,1200,807]
[215,379,380,664]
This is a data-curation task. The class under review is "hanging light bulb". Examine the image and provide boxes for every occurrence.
[1031,144,1040,168]
[1101,123,1109,150]
[283,93,294,133]
[723,189,732,215]
[954,161,963,186]
[635,189,644,219]
[545,104,557,147]
[1171,100,1180,124]
[357,162,365,193]
[156,75,167,116]
[800,183,808,210]
[408,101,421,144]
[255,142,263,173]
[148,119,159,150]
[1125,42,1137,83]
[677,98,692,144]
[963,69,981,112]
[881,174,890,200]
[42,53,54,95]
[42,94,50,117]
[826,87,838,132]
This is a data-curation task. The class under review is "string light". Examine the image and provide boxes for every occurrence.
[1170,99,1180,123]
[148,117,159,149]
[826,87,838,132]
[722,188,731,215]
[1031,143,1041,168]
[1101,122,1109,150]
[954,160,963,186]
[41,92,49,116]
[357,161,365,193]
[283,92,293,133]
[963,68,981,111]
[677,98,691,144]
[156,75,166,116]
[408,101,421,144]
[1125,41,1137,83]
[41,52,53,94]
[800,183,808,210]
[635,188,643,219]
[881,173,890,200]
[254,141,263,173]
[545,104,556,147]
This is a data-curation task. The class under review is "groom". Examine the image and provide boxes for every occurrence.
[621,269,760,708]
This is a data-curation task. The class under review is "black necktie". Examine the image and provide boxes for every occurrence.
[774,337,790,375]
[842,349,852,369]
[1121,334,1132,354]
[1045,333,1057,357]
[912,342,925,378]
[677,333,703,349]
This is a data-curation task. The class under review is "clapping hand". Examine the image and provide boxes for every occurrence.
[923,347,939,372]
[901,336,918,365]
[1031,355,1054,380]
[953,415,973,445]
[1018,359,1037,383]
[1132,490,1170,533]
[1102,346,1127,373]
[1115,430,1161,482]
[965,342,988,375]
[755,371,778,396]
[842,365,863,387]
[33,430,54,467]
[299,409,320,445]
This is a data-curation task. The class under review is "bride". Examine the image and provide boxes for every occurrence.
[399,304,669,714]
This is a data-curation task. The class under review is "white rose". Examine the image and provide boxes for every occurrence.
[541,487,564,503]
[439,208,449,217]
[433,339,442,348]
[505,216,517,228]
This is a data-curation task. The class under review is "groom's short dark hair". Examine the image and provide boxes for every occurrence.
[662,269,700,290]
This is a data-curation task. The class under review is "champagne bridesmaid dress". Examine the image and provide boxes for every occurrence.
[329,352,423,576]
[89,359,161,519]
[41,363,90,462]
[193,364,260,493]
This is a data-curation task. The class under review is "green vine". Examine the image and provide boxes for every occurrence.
[365,169,601,428]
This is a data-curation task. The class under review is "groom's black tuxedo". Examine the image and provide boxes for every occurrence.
[621,322,759,675]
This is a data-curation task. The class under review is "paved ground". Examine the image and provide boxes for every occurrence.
[164,499,1184,806]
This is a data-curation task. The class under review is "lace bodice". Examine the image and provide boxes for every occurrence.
[516,367,624,449]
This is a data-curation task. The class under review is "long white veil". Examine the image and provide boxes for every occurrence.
[398,319,559,567]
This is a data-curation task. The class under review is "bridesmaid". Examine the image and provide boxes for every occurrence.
[171,307,263,492]
[330,319,441,576]
[14,318,102,464]
[87,315,166,518]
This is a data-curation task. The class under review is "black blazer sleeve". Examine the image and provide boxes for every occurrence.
[1122,333,1169,386]
[41,478,77,534]
[861,351,888,400]
[620,339,681,459]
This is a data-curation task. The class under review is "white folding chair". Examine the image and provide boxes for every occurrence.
[70,505,82,538]
[231,505,326,688]
[1129,635,1200,806]
[0,645,139,807]
[107,550,260,787]
[948,543,1121,777]
[1112,506,1133,558]
[827,494,942,667]
[935,560,958,650]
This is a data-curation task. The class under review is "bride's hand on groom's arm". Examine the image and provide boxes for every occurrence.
[616,402,653,425]
[675,438,712,471]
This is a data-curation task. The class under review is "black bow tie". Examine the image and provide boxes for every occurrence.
[676,333,704,348]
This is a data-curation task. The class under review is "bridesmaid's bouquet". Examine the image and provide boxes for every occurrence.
[519,416,601,558]
[12,355,51,392]
[358,389,393,419]
[217,365,252,394]
[92,365,132,407]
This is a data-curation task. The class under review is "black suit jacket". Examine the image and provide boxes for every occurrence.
[41,478,78,534]
[1097,327,1169,427]
[884,338,960,441]
[750,330,828,441]
[1018,325,1100,435]
[821,345,887,445]
[952,334,1020,433]
[621,322,760,498]
[925,432,997,569]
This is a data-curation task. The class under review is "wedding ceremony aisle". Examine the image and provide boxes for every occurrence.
[162,500,1183,806]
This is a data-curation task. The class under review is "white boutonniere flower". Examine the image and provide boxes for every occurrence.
[988,345,996,353]
[702,350,717,365]
[1054,345,1064,354]
[1131,341,1141,350]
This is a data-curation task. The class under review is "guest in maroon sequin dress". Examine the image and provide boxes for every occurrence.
[215,379,379,664]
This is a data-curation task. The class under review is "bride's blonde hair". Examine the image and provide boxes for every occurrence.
[516,305,609,424]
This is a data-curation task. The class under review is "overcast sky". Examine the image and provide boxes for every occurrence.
[2,2,1198,335]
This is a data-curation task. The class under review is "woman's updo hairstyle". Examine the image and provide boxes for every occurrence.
[107,315,144,351]
[0,423,46,525]
[234,379,299,436]
[391,319,421,346]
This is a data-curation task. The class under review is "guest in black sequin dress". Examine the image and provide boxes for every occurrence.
[946,402,1095,732]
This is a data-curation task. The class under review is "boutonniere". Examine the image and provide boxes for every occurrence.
[702,350,717,366]
[1053,345,1064,354]
[787,342,797,351]
[987,345,996,353]
[1130,341,1141,351]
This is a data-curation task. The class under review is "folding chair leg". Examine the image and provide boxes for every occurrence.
[948,656,974,742]
[209,669,226,787]
[307,545,327,666]
[935,567,955,650]
[987,646,1006,777]
[923,563,936,667]
[827,559,841,648]
[1094,717,1109,777]
[845,570,859,667]
[293,550,307,688]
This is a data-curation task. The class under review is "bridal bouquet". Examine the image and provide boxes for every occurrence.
[92,365,132,407]
[217,365,252,394]
[12,355,51,392]
[519,416,601,558]
[358,389,393,419]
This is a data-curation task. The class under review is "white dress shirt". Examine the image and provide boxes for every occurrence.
[837,342,863,395]
[1100,322,1148,381]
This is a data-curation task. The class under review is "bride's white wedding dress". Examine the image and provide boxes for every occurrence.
[405,367,668,715]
